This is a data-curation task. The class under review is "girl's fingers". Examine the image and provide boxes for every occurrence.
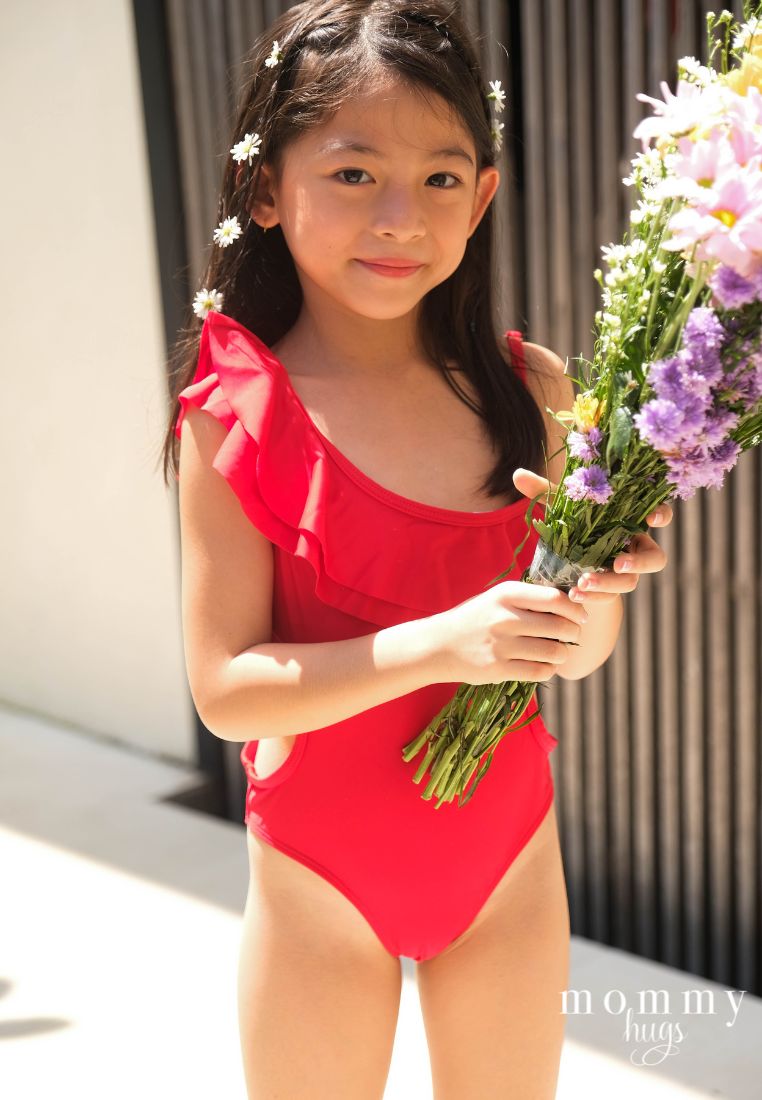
[613,532,668,575]
[512,467,558,504]
[571,570,639,599]
[646,503,673,526]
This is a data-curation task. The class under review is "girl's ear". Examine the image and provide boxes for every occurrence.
[239,161,280,230]
[467,166,500,237]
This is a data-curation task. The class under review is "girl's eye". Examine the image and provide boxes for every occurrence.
[335,168,372,185]
[333,169,461,188]
[428,172,461,189]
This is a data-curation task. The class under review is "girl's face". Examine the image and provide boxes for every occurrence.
[250,79,500,323]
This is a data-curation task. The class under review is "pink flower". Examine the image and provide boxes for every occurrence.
[633,79,715,151]
[653,134,738,202]
[660,163,762,277]
[724,85,762,166]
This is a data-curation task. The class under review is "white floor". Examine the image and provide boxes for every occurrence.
[2,704,760,1099]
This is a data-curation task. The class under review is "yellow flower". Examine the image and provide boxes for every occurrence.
[723,53,762,95]
[572,394,605,431]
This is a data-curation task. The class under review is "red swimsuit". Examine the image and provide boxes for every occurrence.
[175,311,559,963]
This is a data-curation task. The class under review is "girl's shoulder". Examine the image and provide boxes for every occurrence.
[500,336,576,486]
[501,334,572,412]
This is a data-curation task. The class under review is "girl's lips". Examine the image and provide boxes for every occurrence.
[355,259,424,278]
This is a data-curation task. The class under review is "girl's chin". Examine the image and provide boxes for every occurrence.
[317,280,424,310]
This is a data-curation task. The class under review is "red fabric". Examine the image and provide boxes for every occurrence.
[176,312,559,961]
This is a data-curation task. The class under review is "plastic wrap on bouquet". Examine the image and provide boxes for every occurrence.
[527,538,607,592]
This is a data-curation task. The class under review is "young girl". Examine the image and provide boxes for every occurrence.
[162,2,671,1096]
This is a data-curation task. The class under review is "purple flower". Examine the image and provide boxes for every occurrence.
[568,429,601,461]
[634,399,685,450]
[700,407,740,448]
[648,356,685,400]
[563,463,614,504]
[665,446,711,499]
[665,436,741,498]
[682,307,725,357]
[708,437,741,480]
[685,396,717,436]
[648,348,721,399]
[708,265,761,310]
[724,351,762,408]
[678,347,722,392]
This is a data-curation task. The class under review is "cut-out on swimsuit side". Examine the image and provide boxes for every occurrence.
[175,311,559,963]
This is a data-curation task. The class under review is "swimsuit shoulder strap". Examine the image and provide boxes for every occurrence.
[504,330,527,387]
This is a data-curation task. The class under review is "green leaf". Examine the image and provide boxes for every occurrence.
[606,406,633,467]
[534,519,553,543]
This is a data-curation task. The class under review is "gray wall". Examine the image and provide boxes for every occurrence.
[1,0,193,760]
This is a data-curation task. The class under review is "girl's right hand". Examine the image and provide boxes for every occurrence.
[429,580,589,686]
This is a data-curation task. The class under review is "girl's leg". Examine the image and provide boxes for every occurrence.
[238,829,403,1100]
[416,801,570,1100]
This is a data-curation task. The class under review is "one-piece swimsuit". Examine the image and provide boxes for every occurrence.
[175,311,559,962]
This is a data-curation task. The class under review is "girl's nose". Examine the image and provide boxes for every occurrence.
[369,187,427,237]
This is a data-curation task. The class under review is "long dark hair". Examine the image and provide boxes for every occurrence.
[159,0,548,496]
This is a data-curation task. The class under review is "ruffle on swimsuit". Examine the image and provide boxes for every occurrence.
[175,310,544,630]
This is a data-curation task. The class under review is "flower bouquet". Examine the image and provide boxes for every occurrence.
[402,1,762,809]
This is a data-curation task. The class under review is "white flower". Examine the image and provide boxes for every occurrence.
[487,79,506,112]
[733,15,762,51]
[192,287,224,318]
[676,55,718,87]
[231,131,262,164]
[264,39,283,68]
[212,215,242,247]
[491,120,505,151]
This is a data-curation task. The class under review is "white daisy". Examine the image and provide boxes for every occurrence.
[264,39,283,68]
[230,131,262,164]
[491,120,505,152]
[676,55,718,88]
[733,15,762,52]
[212,215,243,247]
[487,79,506,112]
[192,287,224,319]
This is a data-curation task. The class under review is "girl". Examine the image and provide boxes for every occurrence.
[161,2,671,1096]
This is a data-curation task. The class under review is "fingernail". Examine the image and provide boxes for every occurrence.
[618,559,632,571]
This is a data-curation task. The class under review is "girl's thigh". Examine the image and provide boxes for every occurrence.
[238,828,403,1100]
[416,801,570,1100]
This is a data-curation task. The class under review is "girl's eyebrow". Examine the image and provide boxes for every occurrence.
[316,138,474,166]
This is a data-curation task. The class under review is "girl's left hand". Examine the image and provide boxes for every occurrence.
[512,468,673,604]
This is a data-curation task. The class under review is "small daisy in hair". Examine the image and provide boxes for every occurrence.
[264,39,284,68]
[487,79,506,112]
[192,287,223,319]
[491,120,505,151]
[231,132,262,164]
[213,215,242,247]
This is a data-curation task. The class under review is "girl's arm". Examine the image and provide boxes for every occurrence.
[202,620,446,742]
[179,404,445,743]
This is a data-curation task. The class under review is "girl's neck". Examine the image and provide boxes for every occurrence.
[273,302,433,381]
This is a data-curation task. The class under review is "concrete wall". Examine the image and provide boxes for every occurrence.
[1,0,194,761]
